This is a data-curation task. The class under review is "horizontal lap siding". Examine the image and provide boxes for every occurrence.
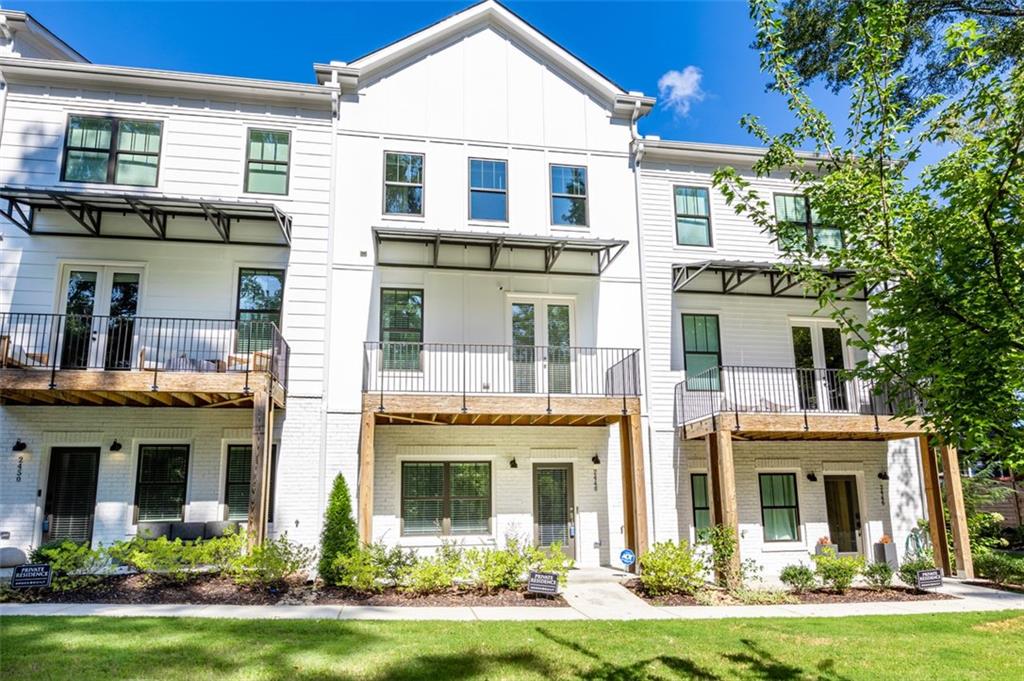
[0,84,332,397]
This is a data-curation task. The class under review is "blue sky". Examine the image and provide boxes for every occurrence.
[18,1,848,145]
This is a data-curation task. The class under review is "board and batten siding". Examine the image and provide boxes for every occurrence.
[0,81,333,397]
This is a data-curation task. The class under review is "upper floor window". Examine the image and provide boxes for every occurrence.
[236,268,285,352]
[681,313,721,391]
[674,186,712,246]
[469,158,507,222]
[773,194,842,252]
[384,152,424,215]
[550,164,588,226]
[245,129,290,195]
[62,115,162,187]
[381,288,423,371]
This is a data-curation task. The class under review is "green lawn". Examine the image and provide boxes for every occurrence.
[1,612,1022,680]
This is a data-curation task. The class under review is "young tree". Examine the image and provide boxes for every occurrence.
[318,473,359,583]
[714,0,1024,466]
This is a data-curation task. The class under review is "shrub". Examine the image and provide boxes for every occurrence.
[331,548,386,593]
[318,473,359,584]
[29,540,68,564]
[697,524,740,589]
[400,555,459,594]
[31,540,106,592]
[638,540,706,596]
[732,588,796,605]
[812,546,864,592]
[898,556,937,589]
[528,541,574,586]
[106,537,196,583]
[467,542,529,592]
[779,564,816,593]
[229,534,314,589]
[974,551,1024,586]
[193,531,246,574]
[863,562,895,589]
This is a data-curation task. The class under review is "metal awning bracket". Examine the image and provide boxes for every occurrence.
[0,196,33,234]
[270,204,292,246]
[672,261,712,291]
[545,241,567,273]
[49,192,101,235]
[489,237,505,270]
[125,197,167,239]
[200,202,231,243]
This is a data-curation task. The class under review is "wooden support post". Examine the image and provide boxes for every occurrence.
[618,417,636,567]
[707,430,740,575]
[357,408,376,545]
[918,436,951,575]
[247,378,273,549]
[940,442,974,579]
[626,414,649,557]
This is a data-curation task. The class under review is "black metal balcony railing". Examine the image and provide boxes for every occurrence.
[674,365,919,428]
[363,342,641,401]
[0,312,289,389]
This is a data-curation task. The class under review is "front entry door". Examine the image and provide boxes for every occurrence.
[791,323,849,411]
[510,300,573,394]
[43,447,101,544]
[58,266,142,370]
[824,475,862,555]
[533,463,575,559]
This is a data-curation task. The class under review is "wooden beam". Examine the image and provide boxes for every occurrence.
[618,417,636,570]
[940,443,974,578]
[625,414,648,557]
[708,429,740,579]
[919,436,951,575]
[377,412,444,426]
[247,379,272,548]
[358,407,376,544]
[364,393,641,418]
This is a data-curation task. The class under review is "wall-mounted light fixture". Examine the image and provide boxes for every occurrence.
[806,471,818,482]
[109,440,123,452]
[509,458,518,469]
[591,454,601,466]
[12,439,27,452]
[877,472,889,480]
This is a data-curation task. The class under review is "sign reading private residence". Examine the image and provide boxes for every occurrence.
[527,571,559,595]
[916,568,943,590]
[11,563,52,589]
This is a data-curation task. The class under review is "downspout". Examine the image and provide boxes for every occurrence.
[629,99,657,543]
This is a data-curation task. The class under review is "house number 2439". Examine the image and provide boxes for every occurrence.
[15,455,23,482]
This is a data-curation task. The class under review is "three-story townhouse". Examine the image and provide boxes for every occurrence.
[0,40,335,552]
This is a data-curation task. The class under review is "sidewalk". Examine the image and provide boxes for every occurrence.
[2,578,1021,622]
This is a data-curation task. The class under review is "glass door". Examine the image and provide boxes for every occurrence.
[824,475,862,555]
[58,266,142,369]
[533,463,575,559]
[790,322,849,412]
[510,300,573,394]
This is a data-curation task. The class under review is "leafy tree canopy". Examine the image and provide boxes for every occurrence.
[714,0,1024,466]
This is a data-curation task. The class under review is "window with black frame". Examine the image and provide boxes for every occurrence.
[401,461,491,536]
[62,115,162,186]
[384,152,424,215]
[236,269,284,353]
[245,129,291,195]
[773,194,842,252]
[380,288,423,371]
[550,164,588,226]
[224,444,277,522]
[759,473,801,541]
[135,445,189,522]
[691,473,711,532]
[681,313,721,391]
[674,186,712,246]
[469,158,508,221]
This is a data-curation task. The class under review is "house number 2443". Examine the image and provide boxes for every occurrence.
[15,455,23,482]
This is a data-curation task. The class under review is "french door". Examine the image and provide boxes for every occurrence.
[790,322,849,412]
[58,265,143,370]
[510,299,573,394]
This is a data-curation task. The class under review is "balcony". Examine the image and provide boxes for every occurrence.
[674,365,924,440]
[362,342,641,425]
[0,313,289,407]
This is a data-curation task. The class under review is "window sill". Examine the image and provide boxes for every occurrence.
[550,225,590,233]
[468,221,509,229]
[382,214,426,222]
[397,534,496,547]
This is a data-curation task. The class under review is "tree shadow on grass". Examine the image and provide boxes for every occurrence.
[723,639,851,681]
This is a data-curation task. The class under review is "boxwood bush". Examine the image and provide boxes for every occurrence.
[638,540,706,596]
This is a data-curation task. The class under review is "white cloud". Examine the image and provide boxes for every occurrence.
[658,66,705,117]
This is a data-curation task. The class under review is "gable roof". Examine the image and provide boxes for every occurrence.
[315,0,653,118]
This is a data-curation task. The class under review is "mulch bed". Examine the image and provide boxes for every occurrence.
[2,574,567,607]
[624,578,952,606]
[965,580,1024,595]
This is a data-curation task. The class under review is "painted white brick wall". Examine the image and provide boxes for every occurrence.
[369,424,627,568]
[0,400,324,552]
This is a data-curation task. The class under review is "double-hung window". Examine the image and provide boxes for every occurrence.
[384,152,424,215]
[759,473,801,541]
[236,268,285,353]
[773,194,842,252]
[674,186,712,246]
[401,461,491,536]
[681,313,721,391]
[469,158,507,221]
[550,164,588,226]
[691,473,711,532]
[135,445,190,522]
[245,129,290,195]
[224,444,278,522]
[380,288,423,371]
[62,115,162,186]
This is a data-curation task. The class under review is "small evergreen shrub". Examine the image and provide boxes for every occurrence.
[974,551,1024,586]
[318,473,359,584]
[229,534,314,588]
[732,588,796,605]
[898,556,937,589]
[331,548,386,593]
[638,540,706,596]
[863,562,895,589]
[779,564,816,593]
[106,537,195,583]
[400,555,459,594]
[466,543,528,592]
[528,541,574,586]
[31,540,105,592]
[812,546,864,592]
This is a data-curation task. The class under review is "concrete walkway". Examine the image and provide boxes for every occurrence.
[2,575,1021,622]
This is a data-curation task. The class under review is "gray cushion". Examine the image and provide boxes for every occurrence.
[0,547,27,568]
[204,521,239,539]
[137,523,171,540]
[169,522,205,541]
